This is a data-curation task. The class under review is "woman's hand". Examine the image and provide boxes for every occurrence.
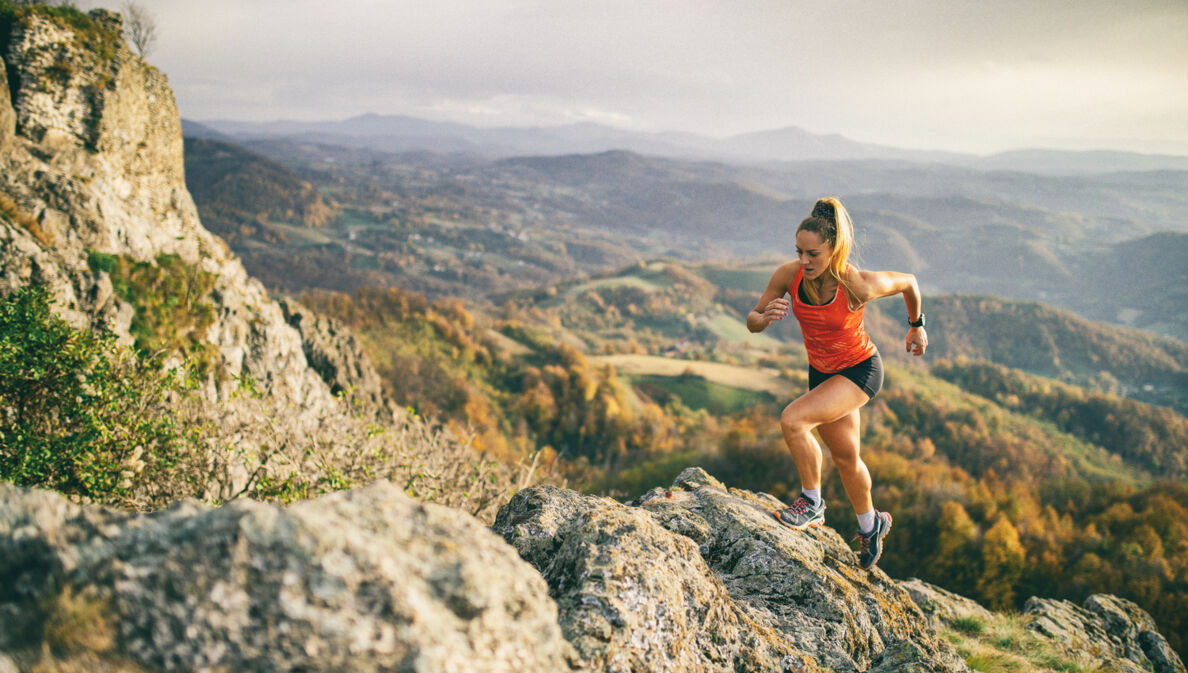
[760,297,790,325]
[906,326,928,356]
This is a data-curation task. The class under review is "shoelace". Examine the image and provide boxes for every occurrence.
[788,496,811,515]
[852,532,871,553]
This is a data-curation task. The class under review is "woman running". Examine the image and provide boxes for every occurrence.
[746,197,927,569]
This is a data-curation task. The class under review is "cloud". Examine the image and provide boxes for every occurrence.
[89,0,1188,153]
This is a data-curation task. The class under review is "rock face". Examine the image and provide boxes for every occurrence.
[0,481,578,673]
[278,297,388,416]
[494,467,971,673]
[1026,595,1185,673]
[0,8,375,413]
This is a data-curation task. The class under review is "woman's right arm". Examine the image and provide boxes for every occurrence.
[747,262,797,333]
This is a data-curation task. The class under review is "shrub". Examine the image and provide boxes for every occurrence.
[0,286,188,503]
[0,285,526,519]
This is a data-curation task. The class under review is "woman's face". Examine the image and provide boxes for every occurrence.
[796,229,833,281]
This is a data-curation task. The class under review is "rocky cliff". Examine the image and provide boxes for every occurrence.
[2,468,1182,673]
[0,7,382,413]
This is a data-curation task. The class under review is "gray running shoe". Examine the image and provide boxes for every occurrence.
[853,510,892,569]
[773,494,826,530]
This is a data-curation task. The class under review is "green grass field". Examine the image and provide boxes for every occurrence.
[591,354,803,398]
[701,312,781,347]
[697,264,776,293]
[631,374,776,414]
[562,275,665,299]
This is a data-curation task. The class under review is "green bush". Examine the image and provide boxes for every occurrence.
[0,286,185,502]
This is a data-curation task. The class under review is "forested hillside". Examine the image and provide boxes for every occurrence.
[183,138,339,243]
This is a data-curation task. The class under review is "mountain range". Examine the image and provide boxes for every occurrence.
[183,114,1188,175]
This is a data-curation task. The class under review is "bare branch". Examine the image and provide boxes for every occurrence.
[122,2,158,58]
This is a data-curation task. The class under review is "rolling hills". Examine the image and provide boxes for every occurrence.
[183,138,1188,342]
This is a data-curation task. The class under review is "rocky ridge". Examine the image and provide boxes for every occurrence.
[2,467,1182,673]
[0,8,382,413]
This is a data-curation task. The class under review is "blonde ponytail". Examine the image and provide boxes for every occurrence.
[798,197,860,308]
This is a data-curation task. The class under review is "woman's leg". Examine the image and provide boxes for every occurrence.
[780,376,869,491]
[817,408,873,514]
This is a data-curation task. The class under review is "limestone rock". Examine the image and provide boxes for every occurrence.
[1025,594,1185,673]
[899,578,993,631]
[278,297,390,418]
[0,9,380,415]
[0,481,579,673]
[0,60,14,148]
[494,467,971,673]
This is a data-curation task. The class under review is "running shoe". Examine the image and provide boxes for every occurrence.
[853,510,892,569]
[773,493,826,530]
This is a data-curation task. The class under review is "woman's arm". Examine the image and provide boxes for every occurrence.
[851,268,928,356]
[747,262,798,333]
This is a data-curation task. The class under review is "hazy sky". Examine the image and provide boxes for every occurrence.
[85,0,1188,155]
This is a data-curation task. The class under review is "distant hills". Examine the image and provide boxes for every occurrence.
[181,131,1188,343]
[183,138,338,244]
[186,113,1188,175]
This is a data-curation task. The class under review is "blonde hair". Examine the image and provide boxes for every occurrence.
[797,197,859,307]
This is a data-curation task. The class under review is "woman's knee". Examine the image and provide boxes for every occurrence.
[779,405,815,435]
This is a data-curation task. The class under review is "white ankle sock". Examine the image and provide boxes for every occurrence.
[802,488,821,505]
[857,510,876,534]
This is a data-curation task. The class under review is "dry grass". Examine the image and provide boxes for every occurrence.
[944,613,1106,673]
[43,587,116,655]
[103,369,535,524]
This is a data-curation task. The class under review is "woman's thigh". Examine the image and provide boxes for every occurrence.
[782,375,870,430]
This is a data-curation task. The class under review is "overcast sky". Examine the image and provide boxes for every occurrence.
[85,0,1188,155]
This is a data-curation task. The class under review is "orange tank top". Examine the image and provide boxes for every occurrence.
[791,265,877,373]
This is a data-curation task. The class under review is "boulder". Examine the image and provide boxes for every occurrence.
[0,481,578,673]
[1025,594,1185,673]
[494,467,970,673]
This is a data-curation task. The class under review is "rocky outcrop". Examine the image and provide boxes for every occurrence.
[2,468,1185,672]
[0,8,376,412]
[899,578,993,632]
[495,467,970,673]
[278,297,389,417]
[0,480,578,673]
[1026,595,1185,673]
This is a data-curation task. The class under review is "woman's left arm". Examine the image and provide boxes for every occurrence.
[852,269,928,357]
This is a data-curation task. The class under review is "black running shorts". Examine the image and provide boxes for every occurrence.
[808,352,884,402]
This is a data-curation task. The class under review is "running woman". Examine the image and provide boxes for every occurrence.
[746,197,927,569]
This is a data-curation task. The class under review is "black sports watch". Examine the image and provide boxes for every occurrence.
[908,313,926,328]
